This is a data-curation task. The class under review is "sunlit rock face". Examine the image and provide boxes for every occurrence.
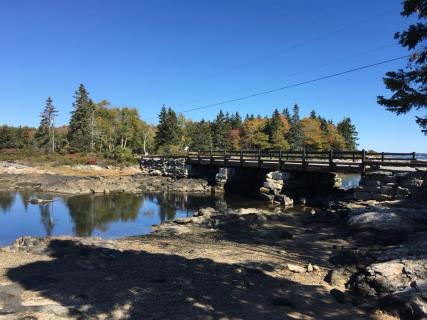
[140,158,188,179]
[354,170,427,201]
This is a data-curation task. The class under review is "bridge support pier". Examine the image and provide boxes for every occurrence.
[259,171,294,207]
[214,168,236,193]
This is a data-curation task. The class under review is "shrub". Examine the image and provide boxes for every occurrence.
[111,147,137,164]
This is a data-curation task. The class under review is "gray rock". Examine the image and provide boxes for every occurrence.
[259,192,274,201]
[325,267,353,287]
[396,186,410,196]
[372,193,393,201]
[274,194,294,207]
[287,264,306,273]
[348,209,417,234]
[194,207,216,217]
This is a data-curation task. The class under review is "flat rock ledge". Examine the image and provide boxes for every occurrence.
[0,172,212,195]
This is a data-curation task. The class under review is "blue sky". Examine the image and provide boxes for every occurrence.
[0,0,425,151]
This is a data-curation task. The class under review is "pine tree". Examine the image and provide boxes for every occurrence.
[155,105,181,148]
[211,110,231,149]
[287,104,304,150]
[35,97,58,152]
[310,110,317,119]
[230,112,242,129]
[189,119,212,150]
[68,84,96,152]
[337,117,359,150]
[377,0,427,134]
[282,107,291,123]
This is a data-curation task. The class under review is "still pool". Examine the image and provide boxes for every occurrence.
[0,191,271,246]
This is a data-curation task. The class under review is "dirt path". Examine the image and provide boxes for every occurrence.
[0,208,397,320]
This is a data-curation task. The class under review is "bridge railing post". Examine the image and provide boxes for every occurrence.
[302,148,306,170]
[240,150,243,166]
[224,149,227,166]
[198,149,201,164]
[412,152,416,161]
[279,150,282,170]
[361,149,366,173]
[381,152,384,163]
[210,148,213,165]
[258,149,261,167]
[329,149,333,169]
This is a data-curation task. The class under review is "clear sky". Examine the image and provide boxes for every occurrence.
[0,0,425,152]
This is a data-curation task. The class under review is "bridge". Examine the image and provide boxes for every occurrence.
[143,150,427,173]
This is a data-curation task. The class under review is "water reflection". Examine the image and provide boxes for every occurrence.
[0,192,16,211]
[337,173,361,189]
[66,193,143,236]
[39,203,55,236]
[0,191,239,246]
[0,190,278,246]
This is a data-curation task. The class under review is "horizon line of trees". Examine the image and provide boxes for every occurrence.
[0,83,359,160]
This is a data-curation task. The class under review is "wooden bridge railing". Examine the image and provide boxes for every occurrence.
[141,150,426,173]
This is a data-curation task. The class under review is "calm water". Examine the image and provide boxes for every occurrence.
[0,191,271,246]
[0,174,362,246]
[337,173,361,189]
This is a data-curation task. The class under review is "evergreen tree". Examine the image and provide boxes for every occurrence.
[189,119,212,150]
[282,107,291,123]
[68,84,96,152]
[310,110,317,119]
[377,0,427,134]
[337,117,359,150]
[211,110,231,149]
[317,116,328,133]
[155,105,181,148]
[230,112,242,129]
[264,109,290,149]
[287,104,304,150]
[35,97,58,152]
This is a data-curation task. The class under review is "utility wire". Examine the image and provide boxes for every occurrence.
[143,55,409,120]
[212,43,399,98]
[183,8,397,84]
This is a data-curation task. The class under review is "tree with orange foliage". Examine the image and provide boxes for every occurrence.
[301,117,325,151]
[229,128,242,150]
[241,118,270,149]
[325,123,346,151]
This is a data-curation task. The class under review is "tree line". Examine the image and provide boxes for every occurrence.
[0,83,358,161]
[155,104,358,154]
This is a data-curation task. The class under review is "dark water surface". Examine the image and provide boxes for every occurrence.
[0,191,271,246]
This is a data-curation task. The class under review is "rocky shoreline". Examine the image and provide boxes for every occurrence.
[1,199,426,318]
[0,161,426,319]
[0,161,212,194]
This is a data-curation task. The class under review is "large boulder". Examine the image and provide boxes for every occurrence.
[347,208,427,235]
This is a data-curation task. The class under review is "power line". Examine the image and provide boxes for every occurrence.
[143,55,409,120]
[182,8,396,85]
[211,43,399,99]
